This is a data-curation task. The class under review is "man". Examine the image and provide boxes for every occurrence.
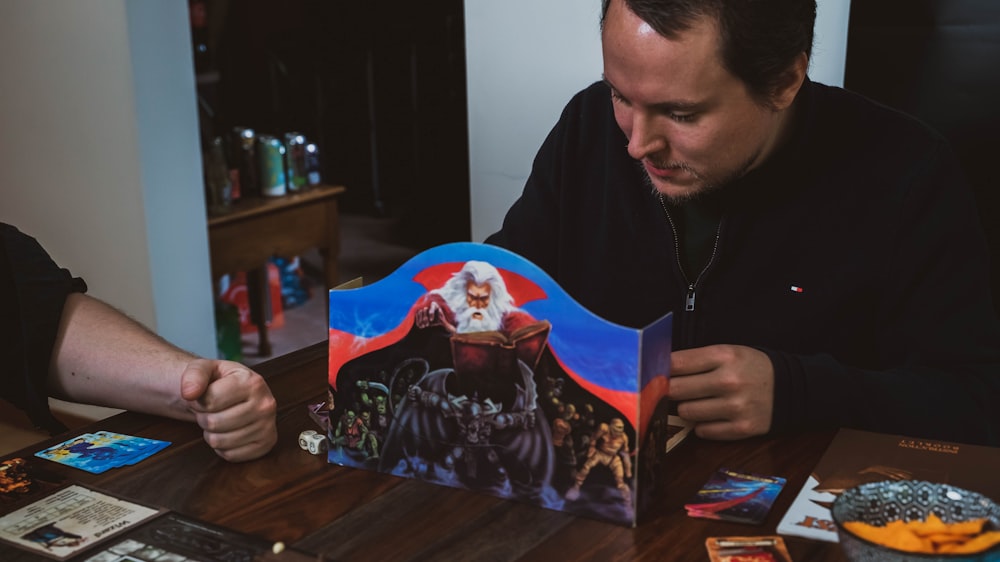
[2,223,277,462]
[487,0,1000,445]
[414,260,534,334]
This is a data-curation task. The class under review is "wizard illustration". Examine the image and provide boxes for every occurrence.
[378,260,556,502]
[326,243,673,526]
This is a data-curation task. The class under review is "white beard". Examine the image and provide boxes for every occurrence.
[453,302,504,333]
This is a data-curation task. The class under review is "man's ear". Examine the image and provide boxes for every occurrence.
[770,52,809,111]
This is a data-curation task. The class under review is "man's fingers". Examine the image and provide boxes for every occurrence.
[178,359,278,462]
[670,348,719,376]
[203,421,278,462]
[185,376,237,413]
[186,362,262,413]
[191,398,254,433]
[194,380,278,462]
[675,393,727,422]
[180,359,216,401]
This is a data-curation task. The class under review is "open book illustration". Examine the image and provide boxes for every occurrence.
[325,242,685,526]
[776,428,1000,543]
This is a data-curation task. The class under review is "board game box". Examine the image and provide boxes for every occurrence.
[324,242,680,526]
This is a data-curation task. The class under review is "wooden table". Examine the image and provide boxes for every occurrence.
[207,185,346,357]
[0,343,849,561]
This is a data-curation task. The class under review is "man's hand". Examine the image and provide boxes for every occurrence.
[668,345,774,440]
[180,359,278,462]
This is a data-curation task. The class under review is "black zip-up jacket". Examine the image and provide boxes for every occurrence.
[487,79,1000,446]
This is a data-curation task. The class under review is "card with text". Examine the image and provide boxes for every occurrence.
[0,484,163,559]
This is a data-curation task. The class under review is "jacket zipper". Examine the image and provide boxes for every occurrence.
[658,194,723,313]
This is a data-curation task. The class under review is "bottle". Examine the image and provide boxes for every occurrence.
[204,137,232,214]
[257,135,287,197]
[284,133,308,192]
[214,299,243,361]
[230,127,259,198]
[305,143,322,186]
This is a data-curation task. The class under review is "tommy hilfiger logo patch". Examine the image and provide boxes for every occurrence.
[790,285,804,293]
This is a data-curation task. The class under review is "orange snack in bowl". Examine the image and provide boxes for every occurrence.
[923,532,970,546]
[939,531,1000,554]
[843,514,1000,554]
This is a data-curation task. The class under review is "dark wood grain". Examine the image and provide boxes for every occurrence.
[0,343,849,561]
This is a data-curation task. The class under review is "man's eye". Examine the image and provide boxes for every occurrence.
[610,90,629,105]
[670,113,696,123]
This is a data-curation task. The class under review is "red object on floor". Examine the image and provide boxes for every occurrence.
[220,264,285,334]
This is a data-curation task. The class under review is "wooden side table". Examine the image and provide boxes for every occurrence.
[207,184,346,357]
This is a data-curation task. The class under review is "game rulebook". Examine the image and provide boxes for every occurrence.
[324,242,686,526]
[776,428,1000,542]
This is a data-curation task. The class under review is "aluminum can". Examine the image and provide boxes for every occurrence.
[230,127,259,198]
[257,135,287,197]
[284,132,308,192]
[305,143,322,186]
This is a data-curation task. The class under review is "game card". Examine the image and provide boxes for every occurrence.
[705,536,793,562]
[0,484,164,560]
[1,457,68,511]
[34,432,170,474]
[74,511,274,562]
[686,467,787,525]
[89,431,171,466]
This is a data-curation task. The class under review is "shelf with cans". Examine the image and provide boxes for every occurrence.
[203,128,323,217]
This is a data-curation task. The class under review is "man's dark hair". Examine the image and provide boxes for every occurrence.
[601,0,817,105]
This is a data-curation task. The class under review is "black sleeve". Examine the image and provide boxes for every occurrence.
[1,223,88,434]
[770,139,1000,446]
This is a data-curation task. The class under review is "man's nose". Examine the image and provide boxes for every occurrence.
[626,112,667,161]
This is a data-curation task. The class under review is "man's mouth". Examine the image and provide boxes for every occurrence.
[644,160,684,179]
[472,312,483,320]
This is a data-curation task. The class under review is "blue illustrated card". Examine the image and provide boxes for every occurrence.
[686,467,787,525]
[35,432,170,474]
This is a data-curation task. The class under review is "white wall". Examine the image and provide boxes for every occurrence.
[125,1,216,358]
[466,0,852,242]
[811,0,852,88]
[0,1,216,358]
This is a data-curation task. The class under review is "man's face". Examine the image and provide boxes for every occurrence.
[602,0,792,203]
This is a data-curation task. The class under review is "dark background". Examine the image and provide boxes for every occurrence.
[844,1,1000,313]
[192,0,1000,310]
[194,0,471,250]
